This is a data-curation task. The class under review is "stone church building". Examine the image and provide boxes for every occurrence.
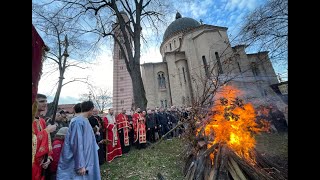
[113,12,283,113]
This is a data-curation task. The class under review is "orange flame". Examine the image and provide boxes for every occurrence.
[199,85,268,162]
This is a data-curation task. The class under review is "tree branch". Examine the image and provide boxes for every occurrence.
[62,78,89,87]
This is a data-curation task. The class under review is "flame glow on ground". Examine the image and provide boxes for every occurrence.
[198,85,268,163]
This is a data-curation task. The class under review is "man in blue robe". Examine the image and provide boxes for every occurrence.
[57,101,101,180]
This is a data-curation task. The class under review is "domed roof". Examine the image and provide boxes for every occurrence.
[163,13,200,41]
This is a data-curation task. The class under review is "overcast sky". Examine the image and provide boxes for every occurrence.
[36,0,287,105]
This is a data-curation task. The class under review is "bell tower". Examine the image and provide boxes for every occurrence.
[112,12,134,115]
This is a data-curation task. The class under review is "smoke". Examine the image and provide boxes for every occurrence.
[212,76,287,113]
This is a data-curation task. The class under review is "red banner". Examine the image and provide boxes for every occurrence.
[32,24,45,105]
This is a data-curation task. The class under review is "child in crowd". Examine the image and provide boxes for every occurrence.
[49,127,69,180]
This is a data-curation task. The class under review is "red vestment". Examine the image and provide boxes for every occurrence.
[50,138,64,173]
[132,113,146,143]
[32,118,52,180]
[32,24,47,122]
[103,115,122,162]
[32,24,45,105]
[116,113,130,146]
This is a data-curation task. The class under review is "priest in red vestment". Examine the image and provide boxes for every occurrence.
[32,94,57,180]
[103,108,122,162]
[116,109,132,154]
[132,108,147,149]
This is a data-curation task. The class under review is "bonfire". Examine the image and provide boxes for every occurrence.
[183,85,287,180]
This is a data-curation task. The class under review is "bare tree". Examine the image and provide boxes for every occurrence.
[49,0,175,110]
[79,85,112,113]
[33,3,93,120]
[238,0,288,67]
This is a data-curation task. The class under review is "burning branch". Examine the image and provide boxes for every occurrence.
[183,85,287,180]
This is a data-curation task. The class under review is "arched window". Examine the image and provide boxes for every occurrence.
[251,62,260,76]
[235,54,241,73]
[178,68,182,86]
[202,56,210,78]
[182,67,186,83]
[158,74,161,88]
[215,52,223,74]
[161,74,166,88]
[157,72,166,89]
[173,40,176,48]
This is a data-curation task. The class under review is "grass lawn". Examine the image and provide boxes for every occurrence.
[100,132,288,179]
[255,132,288,169]
[100,138,186,180]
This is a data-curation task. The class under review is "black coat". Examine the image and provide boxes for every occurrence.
[158,112,168,125]
[146,113,158,128]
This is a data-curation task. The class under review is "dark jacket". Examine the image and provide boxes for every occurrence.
[158,112,168,125]
[167,112,178,124]
[146,113,158,128]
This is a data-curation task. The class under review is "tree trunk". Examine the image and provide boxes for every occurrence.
[130,63,147,110]
[45,101,55,118]
[51,76,64,122]
[49,35,68,122]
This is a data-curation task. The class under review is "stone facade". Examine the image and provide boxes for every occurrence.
[141,62,171,108]
[114,13,285,111]
[141,14,284,109]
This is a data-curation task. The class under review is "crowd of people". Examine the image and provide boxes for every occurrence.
[32,92,287,180]
[32,93,192,180]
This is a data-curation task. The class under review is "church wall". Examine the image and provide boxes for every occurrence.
[160,50,193,108]
[174,58,192,106]
[141,63,171,109]
[229,46,258,99]
[160,33,183,55]
[156,16,285,114]
[180,28,236,102]
[177,27,282,108]
[165,53,183,106]
[244,53,285,109]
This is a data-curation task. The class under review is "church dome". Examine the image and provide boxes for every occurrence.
[163,13,200,41]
